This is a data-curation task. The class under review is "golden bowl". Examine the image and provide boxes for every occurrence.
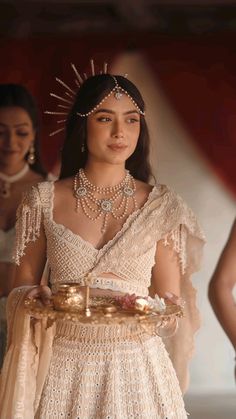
[101,304,117,314]
[53,283,85,312]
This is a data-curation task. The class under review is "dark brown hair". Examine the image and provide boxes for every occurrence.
[60,75,153,182]
[0,83,46,176]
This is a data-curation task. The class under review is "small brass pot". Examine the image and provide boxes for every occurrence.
[53,283,85,312]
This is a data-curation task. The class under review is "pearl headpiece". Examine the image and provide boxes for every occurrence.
[45,59,145,136]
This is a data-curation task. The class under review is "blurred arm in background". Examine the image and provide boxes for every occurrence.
[208,219,236,350]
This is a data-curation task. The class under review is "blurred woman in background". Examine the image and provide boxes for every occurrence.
[209,219,236,378]
[0,83,46,366]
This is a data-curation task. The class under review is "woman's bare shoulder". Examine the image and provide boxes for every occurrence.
[135,179,153,194]
[25,170,44,184]
[53,177,74,206]
[54,177,73,191]
[17,171,45,196]
[134,179,154,206]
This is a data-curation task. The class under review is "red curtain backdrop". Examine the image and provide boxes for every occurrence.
[0,33,236,199]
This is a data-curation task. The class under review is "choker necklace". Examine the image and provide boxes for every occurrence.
[73,168,137,233]
[0,164,29,199]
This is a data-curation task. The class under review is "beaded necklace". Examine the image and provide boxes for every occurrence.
[73,169,137,233]
[0,164,29,199]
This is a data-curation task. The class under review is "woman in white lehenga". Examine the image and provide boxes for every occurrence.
[0,67,205,419]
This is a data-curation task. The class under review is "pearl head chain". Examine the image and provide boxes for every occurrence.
[45,60,145,136]
[77,76,145,117]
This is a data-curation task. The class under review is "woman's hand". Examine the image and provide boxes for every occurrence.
[27,285,52,306]
[164,291,185,307]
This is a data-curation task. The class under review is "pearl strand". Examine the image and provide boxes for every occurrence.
[73,169,137,233]
[79,168,130,193]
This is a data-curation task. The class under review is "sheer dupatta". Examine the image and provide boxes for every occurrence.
[0,286,55,419]
[161,224,204,394]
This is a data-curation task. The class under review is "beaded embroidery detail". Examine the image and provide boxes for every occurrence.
[14,181,205,298]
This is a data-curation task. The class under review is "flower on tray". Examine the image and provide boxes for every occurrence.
[146,295,166,312]
[115,294,138,309]
[115,293,166,313]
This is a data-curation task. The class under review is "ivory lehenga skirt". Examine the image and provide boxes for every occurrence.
[35,321,187,419]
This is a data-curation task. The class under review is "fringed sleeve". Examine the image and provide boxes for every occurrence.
[158,188,206,394]
[13,186,42,266]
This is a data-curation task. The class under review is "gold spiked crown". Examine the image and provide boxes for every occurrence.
[45,59,145,136]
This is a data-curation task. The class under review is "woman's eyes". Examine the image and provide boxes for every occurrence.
[16,132,30,137]
[127,118,139,124]
[96,116,139,123]
[97,117,111,122]
[0,131,29,137]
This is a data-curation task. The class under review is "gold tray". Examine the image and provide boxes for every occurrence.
[24,297,183,330]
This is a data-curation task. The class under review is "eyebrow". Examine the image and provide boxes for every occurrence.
[94,108,140,116]
[0,122,30,128]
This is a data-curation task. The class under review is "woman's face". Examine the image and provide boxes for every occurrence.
[0,106,35,169]
[86,94,141,166]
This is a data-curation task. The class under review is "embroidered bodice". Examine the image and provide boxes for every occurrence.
[14,181,205,296]
[0,227,15,263]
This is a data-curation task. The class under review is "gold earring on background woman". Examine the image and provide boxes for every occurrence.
[27,143,35,165]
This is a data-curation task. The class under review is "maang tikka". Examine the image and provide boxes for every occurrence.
[45,59,145,137]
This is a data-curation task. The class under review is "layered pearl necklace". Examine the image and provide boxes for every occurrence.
[73,168,137,233]
[0,164,29,198]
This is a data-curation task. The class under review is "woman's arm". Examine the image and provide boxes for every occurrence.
[12,225,52,304]
[149,239,181,299]
[13,224,47,290]
[208,220,236,350]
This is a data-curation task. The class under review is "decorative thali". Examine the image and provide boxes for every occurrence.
[24,284,183,335]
